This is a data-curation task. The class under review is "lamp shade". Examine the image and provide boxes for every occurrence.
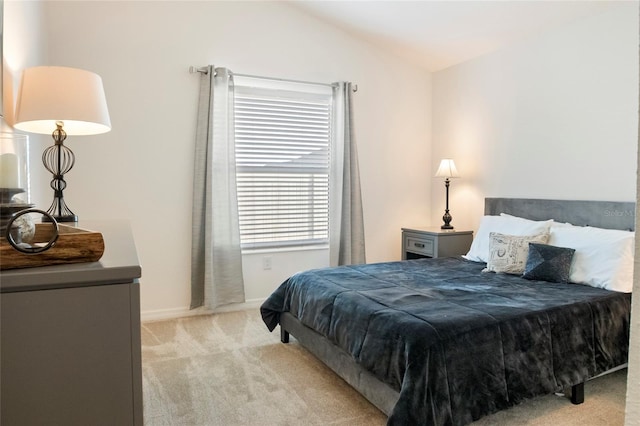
[434,159,460,178]
[14,66,111,135]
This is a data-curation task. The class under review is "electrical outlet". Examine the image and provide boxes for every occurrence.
[262,256,272,270]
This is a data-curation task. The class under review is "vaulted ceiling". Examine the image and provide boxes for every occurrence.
[291,1,624,71]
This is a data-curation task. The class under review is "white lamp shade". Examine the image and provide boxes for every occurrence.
[14,66,111,135]
[434,159,460,178]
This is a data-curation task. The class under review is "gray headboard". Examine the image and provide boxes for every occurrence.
[485,198,636,231]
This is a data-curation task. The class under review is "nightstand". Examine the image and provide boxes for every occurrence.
[401,226,473,259]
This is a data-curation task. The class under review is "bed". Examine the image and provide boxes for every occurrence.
[260,198,634,425]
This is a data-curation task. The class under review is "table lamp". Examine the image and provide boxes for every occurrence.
[14,66,111,222]
[434,159,459,229]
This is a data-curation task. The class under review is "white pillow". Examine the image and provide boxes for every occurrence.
[464,215,553,263]
[548,223,634,292]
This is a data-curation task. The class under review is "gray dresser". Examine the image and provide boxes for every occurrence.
[0,220,143,426]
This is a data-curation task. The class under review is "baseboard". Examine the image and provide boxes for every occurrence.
[141,298,266,322]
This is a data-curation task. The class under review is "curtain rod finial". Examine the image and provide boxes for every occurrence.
[189,66,209,74]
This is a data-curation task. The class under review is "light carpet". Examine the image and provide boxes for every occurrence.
[141,310,627,425]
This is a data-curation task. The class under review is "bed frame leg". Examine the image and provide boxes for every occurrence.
[280,327,290,344]
[570,382,584,405]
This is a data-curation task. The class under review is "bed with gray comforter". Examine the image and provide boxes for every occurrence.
[260,198,634,425]
[261,257,630,425]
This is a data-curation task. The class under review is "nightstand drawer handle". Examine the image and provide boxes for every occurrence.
[414,243,425,248]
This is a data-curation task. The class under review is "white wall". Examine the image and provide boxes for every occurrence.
[2,0,49,203]
[431,3,639,232]
[3,0,45,124]
[35,1,431,318]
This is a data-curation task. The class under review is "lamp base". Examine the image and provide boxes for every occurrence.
[441,209,453,230]
[42,214,77,223]
[42,124,78,224]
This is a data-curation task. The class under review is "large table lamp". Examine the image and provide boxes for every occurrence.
[435,159,459,229]
[14,66,111,222]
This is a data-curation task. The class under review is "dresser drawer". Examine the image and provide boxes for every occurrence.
[405,236,435,257]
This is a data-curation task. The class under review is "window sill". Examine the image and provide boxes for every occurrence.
[241,245,329,255]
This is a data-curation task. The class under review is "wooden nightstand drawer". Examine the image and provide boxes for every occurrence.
[405,236,435,257]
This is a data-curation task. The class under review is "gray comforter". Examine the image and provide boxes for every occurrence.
[260,257,631,425]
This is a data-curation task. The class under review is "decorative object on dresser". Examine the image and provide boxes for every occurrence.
[401,226,473,259]
[3,208,59,256]
[14,66,111,222]
[434,158,459,229]
[0,133,33,235]
[0,208,105,270]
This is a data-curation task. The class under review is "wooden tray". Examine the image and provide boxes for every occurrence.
[0,224,105,270]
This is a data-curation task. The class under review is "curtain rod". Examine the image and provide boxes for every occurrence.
[188,66,358,92]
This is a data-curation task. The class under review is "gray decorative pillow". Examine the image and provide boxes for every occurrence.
[522,243,576,283]
[484,232,550,275]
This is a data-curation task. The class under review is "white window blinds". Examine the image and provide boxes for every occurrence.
[234,78,333,249]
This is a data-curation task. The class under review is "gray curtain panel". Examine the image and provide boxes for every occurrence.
[191,66,245,309]
[330,82,366,266]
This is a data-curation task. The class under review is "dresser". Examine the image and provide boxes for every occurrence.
[0,221,143,426]
[402,226,473,259]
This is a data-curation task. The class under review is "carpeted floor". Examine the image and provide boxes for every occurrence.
[141,310,627,426]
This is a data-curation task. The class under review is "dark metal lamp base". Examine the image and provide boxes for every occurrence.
[43,214,77,223]
[442,209,453,230]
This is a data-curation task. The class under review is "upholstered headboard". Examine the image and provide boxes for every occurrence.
[485,198,636,231]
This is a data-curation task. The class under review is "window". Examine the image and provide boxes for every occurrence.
[233,77,333,250]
